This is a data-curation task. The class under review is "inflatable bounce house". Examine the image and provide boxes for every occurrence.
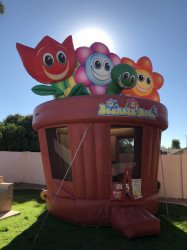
[17,35,168,238]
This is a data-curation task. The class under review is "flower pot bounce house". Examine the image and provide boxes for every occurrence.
[17,35,168,239]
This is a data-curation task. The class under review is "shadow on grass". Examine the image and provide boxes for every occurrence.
[159,202,187,222]
[2,207,187,250]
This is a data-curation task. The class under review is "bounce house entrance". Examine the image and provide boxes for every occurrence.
[110,125,160,238]
[110,126,142,200]
[111,206,160,238]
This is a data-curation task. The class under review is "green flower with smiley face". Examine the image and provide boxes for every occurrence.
[106,64,137,94]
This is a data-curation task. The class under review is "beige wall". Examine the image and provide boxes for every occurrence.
[158,154,187,199]
[0,151,45,185]
[0,152,187,199]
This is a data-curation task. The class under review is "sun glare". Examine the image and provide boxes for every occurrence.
[73,28,114,51]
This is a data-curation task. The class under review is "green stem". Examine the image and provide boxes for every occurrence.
[53,80,70,92]
[52,80,70,99]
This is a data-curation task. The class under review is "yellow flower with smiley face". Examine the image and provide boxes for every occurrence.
[121,56,164,102]
[135,69,153,96]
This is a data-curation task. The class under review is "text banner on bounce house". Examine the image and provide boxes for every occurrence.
[98,98,158,120]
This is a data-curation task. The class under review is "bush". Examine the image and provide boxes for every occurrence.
[0,114,40,152]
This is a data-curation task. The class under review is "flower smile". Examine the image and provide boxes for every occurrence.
[118,76,133,89]
[43,63,69,81]
[136,84,152,93]
[91,66,110,81]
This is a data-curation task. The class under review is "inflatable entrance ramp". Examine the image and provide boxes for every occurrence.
[111,206,160,239]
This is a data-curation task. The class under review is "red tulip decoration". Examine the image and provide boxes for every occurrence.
[16,36,88,98]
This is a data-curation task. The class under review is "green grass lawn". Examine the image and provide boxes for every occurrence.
[0,189,187,250]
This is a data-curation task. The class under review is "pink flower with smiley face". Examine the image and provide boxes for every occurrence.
[75,42,121,95]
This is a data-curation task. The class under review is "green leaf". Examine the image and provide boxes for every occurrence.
[52,80,70,93]
[31,85,64,96]
[68,84,90,96]
[52,84,65,97]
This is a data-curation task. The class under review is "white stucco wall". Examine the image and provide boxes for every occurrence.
[158,154,187,199]
[0,151,45,185]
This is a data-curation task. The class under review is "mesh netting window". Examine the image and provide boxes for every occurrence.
[45,127,72,181]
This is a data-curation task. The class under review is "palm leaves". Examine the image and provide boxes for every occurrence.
[0,2,5,14]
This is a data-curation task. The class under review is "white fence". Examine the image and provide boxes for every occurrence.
[158,154,187,199]
[0,152,187,198]
[0,151,45,185]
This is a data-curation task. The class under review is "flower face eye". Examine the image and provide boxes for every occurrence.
[104,61,111,71]
[43,53,54,67]
[94,59,102,69]
[56,51,66,64]
[138,74,144,82]
[147,77,151,84]
[123,72,130,80]
[130,75,136,83]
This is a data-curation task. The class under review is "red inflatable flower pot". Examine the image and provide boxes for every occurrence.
[32,95,168,226]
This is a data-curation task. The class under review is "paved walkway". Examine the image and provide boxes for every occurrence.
[0,210,20,220]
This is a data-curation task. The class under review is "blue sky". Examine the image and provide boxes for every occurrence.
[0,0,187,148]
